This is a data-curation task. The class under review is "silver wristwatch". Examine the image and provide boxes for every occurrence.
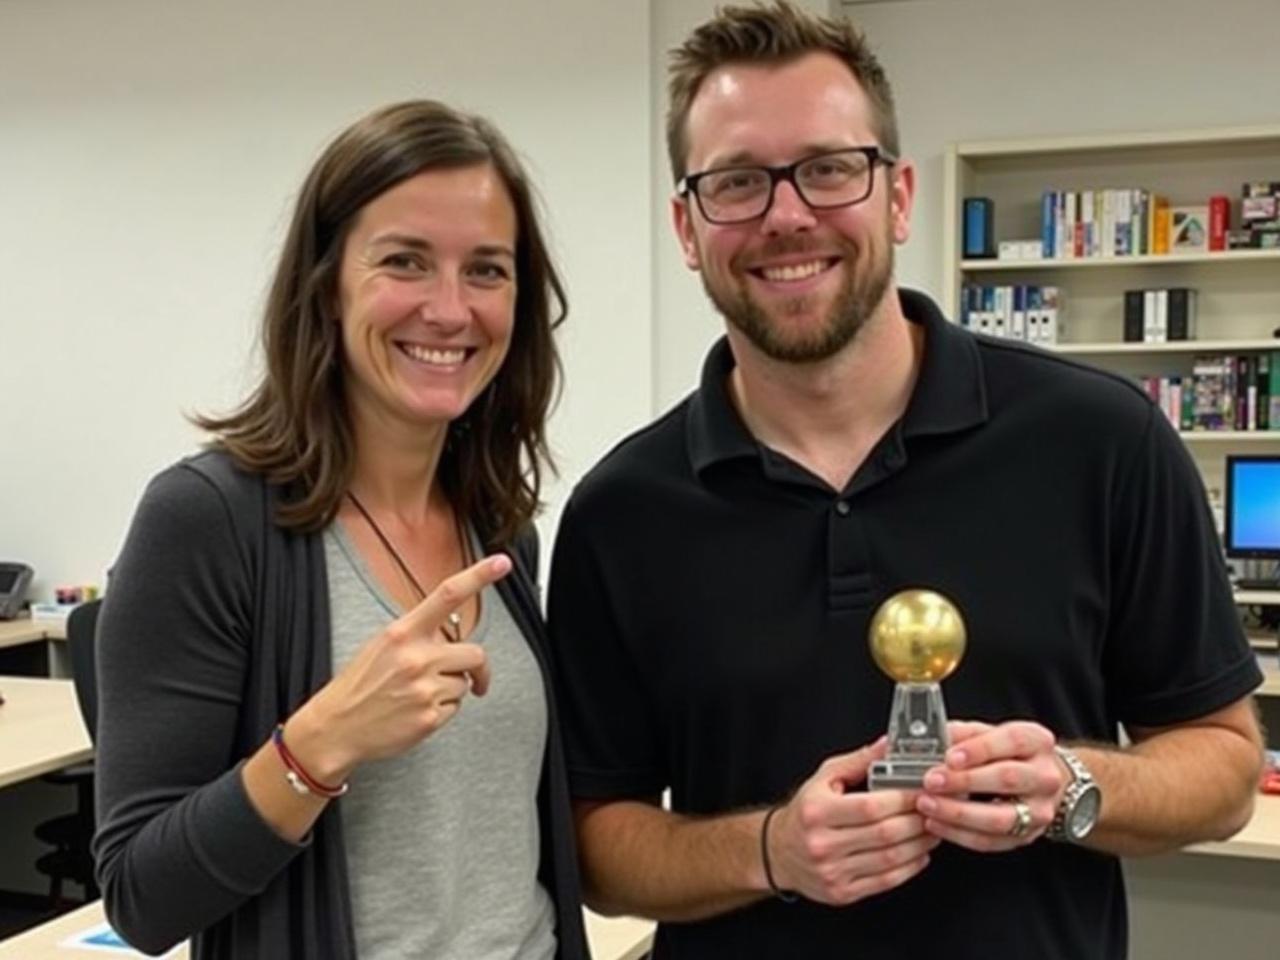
[1048,746,1102,843]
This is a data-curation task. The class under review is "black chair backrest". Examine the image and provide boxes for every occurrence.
[65,599,101,742]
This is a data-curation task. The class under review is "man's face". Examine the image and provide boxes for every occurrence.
[673,52,914,364]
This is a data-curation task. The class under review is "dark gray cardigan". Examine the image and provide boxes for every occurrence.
[93,450,589,959]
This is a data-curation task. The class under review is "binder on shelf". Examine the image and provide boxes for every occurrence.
[1123,290,1144,342]
[1166,288,1197,341]
[1011,285,1027,340]
[1151,289,1168,343]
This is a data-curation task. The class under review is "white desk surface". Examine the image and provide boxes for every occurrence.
[1185,792,1280,862]
[0,617,66,651]
[1259,655,1280,696]
[0,899,655,960]
[0,676,92,789]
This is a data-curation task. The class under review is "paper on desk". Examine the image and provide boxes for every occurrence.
[59,923,181,957]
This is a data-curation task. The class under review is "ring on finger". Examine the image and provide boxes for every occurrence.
[1007,798,1033,838]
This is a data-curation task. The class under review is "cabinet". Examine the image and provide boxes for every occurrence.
[942,124,1280,504]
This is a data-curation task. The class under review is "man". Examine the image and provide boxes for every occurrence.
[547,4,1265,958]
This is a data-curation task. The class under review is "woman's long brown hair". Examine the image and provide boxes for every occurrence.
[194,100,565,547]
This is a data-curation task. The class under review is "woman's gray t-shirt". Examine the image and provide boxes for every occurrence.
[324,524,556,960]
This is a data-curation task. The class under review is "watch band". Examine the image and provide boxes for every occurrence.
[1048,745,1097,842]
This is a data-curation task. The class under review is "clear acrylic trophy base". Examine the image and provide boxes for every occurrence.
[869,681,950,791]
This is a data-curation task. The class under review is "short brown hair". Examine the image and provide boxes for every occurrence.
[666,1,899,181]
[195,100,565,548]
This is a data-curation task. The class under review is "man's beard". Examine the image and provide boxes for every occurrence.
[702,232,893,364]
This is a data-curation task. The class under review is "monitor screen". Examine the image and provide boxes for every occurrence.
[1223,455,1280,559]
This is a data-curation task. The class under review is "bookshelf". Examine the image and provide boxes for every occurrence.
[943,124,1280,498]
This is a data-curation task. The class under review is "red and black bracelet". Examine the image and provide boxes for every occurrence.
[272,723,349,799]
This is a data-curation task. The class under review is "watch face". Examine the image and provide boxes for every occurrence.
[1068,785,1102,839]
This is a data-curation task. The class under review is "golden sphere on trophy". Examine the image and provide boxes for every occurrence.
[868,589,966,683]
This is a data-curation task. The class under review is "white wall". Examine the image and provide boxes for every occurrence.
[0,0,652,597]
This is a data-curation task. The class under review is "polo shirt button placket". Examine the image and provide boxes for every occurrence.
[835,499,851,517]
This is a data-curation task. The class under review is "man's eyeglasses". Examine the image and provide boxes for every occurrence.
[677,146,897,225]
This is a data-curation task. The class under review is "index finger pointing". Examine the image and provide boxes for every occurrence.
[399,554,513,637]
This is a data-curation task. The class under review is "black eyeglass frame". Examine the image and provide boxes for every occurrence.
[677,145,898,225]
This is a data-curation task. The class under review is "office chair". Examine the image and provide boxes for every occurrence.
[33,599,101,908]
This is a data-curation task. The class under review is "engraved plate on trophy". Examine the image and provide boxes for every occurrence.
[868,589,966,791]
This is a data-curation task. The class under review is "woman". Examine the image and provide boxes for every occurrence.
[93,100,588,960]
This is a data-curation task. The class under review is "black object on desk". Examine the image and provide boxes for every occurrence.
[0,562,34,620]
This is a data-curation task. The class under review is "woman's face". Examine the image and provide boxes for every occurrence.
[336,163,518,436]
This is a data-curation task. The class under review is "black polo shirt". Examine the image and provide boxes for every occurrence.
[547,288,1261,960]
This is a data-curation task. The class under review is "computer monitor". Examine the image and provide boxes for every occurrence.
[1223,455,1280,570]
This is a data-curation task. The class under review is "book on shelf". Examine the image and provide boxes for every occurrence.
[1191,355,1232,431]
[1034,188,1221,259]
[1209,195,1230,251]
[1271,348,1280,427]
[1240,183,1280,249]
[1040,190,1056,257]
[1259,353,1272,431]
[1170,205,1210,251]
[1151,195,1171,254]
[1237,355,1251,431]
[1164,352,1280,433]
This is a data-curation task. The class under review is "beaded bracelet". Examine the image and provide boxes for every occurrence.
[272,724,349,799]
[760,804,798,902]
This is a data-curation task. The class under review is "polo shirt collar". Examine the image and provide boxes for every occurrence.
[686,287,989,475]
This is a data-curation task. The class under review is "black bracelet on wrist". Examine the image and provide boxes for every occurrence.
[760,804,798,903]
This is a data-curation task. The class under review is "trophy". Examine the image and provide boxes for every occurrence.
[867,589,966,790]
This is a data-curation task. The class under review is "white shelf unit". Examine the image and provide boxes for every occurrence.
[960,248,1280,272]
[943,125,1280,495]
[1235,590,1280,606]
[1260,661,1280,697]
[1052,339,1280,357]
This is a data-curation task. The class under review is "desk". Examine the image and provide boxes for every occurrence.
[0,619,66,650]
[1130,797,1280,960]
[0,900,655,960]
[0,677,92,789]
[0,619,68,677]
[1185,792,1280,861]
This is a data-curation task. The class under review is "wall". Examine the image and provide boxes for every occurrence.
[0,0,652,598]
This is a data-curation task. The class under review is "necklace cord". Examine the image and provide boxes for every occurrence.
[346,491,472,642]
